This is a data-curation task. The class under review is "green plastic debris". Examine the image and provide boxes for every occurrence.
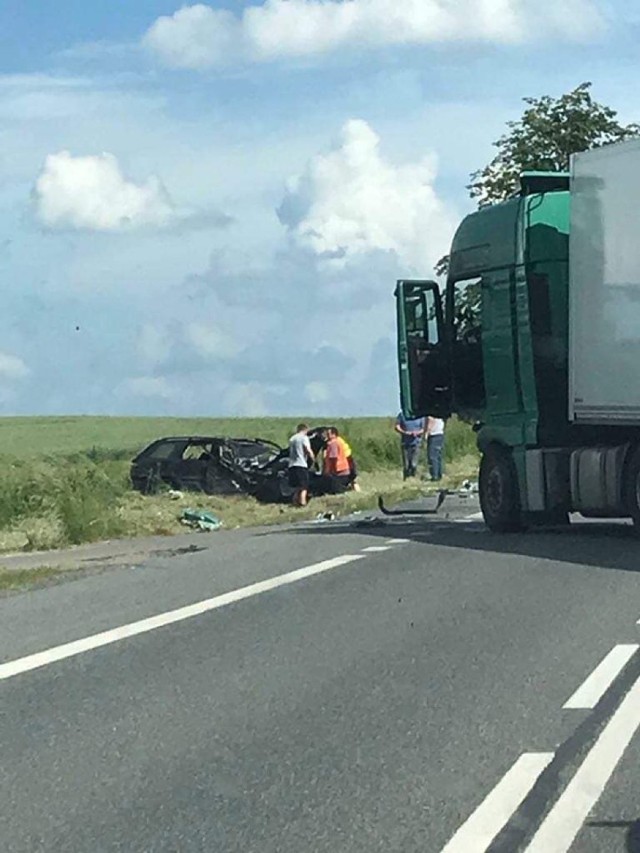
[180,508,222,532]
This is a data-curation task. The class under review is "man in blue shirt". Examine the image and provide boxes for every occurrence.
[394,412,426,479]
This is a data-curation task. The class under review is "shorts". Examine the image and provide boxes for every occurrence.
[288,466,309,489]
[323,473,350,494]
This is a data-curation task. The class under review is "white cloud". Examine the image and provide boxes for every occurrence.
[33,151,175,232]
[143,5,239,69]
[143,0,605,68]
[185,323,240,359]
[278,119,455,271]
[223,382,270,416]
[137,324,173,369]
[0,352,29,381]
[305,381,330,404]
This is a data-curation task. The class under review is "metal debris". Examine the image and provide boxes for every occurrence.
[180,509,222,532]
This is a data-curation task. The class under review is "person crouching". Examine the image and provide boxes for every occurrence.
[323,427,352,494]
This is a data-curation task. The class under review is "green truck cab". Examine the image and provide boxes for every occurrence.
[396,147,640,533]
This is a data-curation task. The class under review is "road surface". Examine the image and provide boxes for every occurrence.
[2,499,640,851]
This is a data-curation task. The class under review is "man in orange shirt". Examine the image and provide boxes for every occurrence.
[335,432,359,490]
[323,426,351,494]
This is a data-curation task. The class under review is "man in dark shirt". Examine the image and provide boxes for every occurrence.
[394,412,425,479]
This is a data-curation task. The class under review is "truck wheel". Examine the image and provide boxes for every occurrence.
[479,447,523,533]
[623,446,640,530]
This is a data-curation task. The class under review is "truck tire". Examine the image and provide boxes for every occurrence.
[623,445,640,531]
[479,447,523,533]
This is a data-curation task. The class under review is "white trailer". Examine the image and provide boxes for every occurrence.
[570,140,640,424]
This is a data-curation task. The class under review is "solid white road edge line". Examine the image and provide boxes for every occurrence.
[525,674,640,853]
[440,752,554,853]
[563,644,638,710]
[0,554,365,682]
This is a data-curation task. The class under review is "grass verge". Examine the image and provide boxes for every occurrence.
[0,566,69,593]
[0,458,479,555]
[0,417,479,554]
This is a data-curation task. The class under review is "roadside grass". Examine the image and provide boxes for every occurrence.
[0,417,479,554]
[0,566,68,593]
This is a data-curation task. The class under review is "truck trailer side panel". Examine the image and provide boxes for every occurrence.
[569,140,640,424]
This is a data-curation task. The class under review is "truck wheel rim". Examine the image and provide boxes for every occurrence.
[486,468,504,516]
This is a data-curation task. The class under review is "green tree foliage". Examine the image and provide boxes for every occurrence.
[454,279,482,338]
[435,83,640,277]
[469,82,640,205]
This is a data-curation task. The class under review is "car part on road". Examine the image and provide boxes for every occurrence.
[377,490,447,516]
[179,509,222,531]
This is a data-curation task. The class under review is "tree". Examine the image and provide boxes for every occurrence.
[469,82,640,205]
[435,83,640,276]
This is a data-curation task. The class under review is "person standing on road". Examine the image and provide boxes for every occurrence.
[288,423,315,507]
[426,416,446,481]
[394,411,425,479]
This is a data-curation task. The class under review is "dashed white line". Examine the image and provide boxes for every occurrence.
[525,674,640,852]
[361,545,392,553]
[440,752,554,853]
[385,538,411,545]
[0,554,365,682]
[563,644,638,710]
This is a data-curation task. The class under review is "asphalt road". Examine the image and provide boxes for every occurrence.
[2,497,640,852]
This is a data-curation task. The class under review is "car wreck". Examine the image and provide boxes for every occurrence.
[130,428,333,503]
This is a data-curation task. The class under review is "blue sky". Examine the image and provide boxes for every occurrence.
[0,0,638,416]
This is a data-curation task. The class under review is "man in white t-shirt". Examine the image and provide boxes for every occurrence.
[426,416,445,481]
[288,423,315,506]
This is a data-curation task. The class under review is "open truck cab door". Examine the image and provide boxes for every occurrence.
[395,279,451,418]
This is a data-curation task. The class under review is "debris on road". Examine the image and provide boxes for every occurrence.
[378,490,447,516]
[179,509,222,532]
[353,516,387,528]
[458,480,479,497]
[313,512,337,523]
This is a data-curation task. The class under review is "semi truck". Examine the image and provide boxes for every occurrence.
[396,140,640,532]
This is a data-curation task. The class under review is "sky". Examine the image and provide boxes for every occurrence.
[0,0,639,417]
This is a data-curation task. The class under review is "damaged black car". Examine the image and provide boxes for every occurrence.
[130,428,333,502]
[130,436,283,497]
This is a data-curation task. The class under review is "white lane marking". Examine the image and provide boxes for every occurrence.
[563,644,638,710]
[440,752,554,853]
[465,512,485,521]
[525,674,640,853]
[385,538,410,545]
[0,554,365,682]
[361,545,392,553]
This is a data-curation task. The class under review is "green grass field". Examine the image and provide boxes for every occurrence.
[0,416,479,554]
